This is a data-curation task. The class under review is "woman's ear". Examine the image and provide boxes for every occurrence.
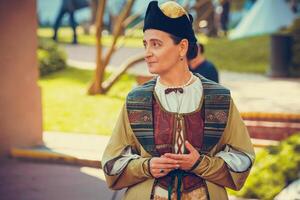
[179,39,189,57]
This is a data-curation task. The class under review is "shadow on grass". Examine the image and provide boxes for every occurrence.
[40,67,92,83]
[40,67,136,100]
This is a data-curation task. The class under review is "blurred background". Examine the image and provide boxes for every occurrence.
[0,0,300,200]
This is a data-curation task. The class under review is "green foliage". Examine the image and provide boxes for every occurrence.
[229,133,300,200]
[38,38,67,76]
[38,67,136,135]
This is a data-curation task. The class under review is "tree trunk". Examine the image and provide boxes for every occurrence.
[88,0,135,95]
[102,53,144,92]
[88,0,106,95]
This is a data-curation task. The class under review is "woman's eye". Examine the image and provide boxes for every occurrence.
[153,42,161,48]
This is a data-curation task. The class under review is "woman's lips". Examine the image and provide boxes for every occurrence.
[146,62,157,67]
[146,61,157,65]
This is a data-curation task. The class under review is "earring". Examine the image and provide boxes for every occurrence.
[180,56,184,61]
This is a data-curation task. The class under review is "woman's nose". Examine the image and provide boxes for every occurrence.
[144,47,153,59]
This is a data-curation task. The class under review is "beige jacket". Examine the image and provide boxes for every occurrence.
[102,99,255,200]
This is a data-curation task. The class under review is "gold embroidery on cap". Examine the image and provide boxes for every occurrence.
[159,1,190,20]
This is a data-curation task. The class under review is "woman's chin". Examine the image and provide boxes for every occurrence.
[147,65,158,74]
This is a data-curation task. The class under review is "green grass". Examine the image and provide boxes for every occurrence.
[38,67,136,135]
[38,27,269,74]
[204,36,270,74]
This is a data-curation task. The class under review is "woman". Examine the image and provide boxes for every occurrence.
[102,1,255,200]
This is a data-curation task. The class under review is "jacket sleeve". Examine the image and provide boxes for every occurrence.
[102,105,152,190]
[192,99,255,190]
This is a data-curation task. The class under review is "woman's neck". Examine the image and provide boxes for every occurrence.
[159,66,192,87]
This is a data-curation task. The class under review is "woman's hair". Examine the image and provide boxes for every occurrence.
[169,34,198,60]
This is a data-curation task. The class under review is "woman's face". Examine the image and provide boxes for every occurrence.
[143,29,181,75]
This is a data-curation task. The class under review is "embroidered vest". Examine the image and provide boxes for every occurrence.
[126,74,230,197]
[126,74,231,156]
[153,97,206,192]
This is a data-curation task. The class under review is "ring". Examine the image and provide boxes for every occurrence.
[159,169,164,173]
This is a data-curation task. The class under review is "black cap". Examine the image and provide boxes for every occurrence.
[143,1,197,44]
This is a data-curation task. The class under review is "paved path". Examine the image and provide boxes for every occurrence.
[0,158,125,200]
[0,156,246,200]
[43,131,110,161]
[63,44,300,114]
[220,72,300,114]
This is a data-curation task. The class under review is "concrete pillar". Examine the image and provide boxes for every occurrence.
[0,0,43,156]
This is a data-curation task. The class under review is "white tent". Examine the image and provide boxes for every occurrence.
[229,0,296,40]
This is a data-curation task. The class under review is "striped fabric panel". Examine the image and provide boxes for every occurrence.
[205,123,227,130]
[126,78,159,156]
[195,73,231,153]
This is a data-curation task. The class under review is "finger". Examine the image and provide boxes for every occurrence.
[175,160,189,164]
[150,158,176,169]
[185,141,196,153]
[154,164,180,169]
[155,157,178,164]
[164,153,187,160]
[151,161,179,169]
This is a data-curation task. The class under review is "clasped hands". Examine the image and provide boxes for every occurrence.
[149,141,200,178]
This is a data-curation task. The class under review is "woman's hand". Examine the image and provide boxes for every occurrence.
[164,141,200,171]
[149,156,179,178]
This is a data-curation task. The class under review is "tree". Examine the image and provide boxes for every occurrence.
[88,0,144,95]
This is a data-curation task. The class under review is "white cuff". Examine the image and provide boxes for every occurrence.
[215,145,252,172]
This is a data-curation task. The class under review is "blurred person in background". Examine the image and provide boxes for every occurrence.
[52,0,89,44]
[219,0,231,36]
[290,0,298,13]
[188,43,219,83]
